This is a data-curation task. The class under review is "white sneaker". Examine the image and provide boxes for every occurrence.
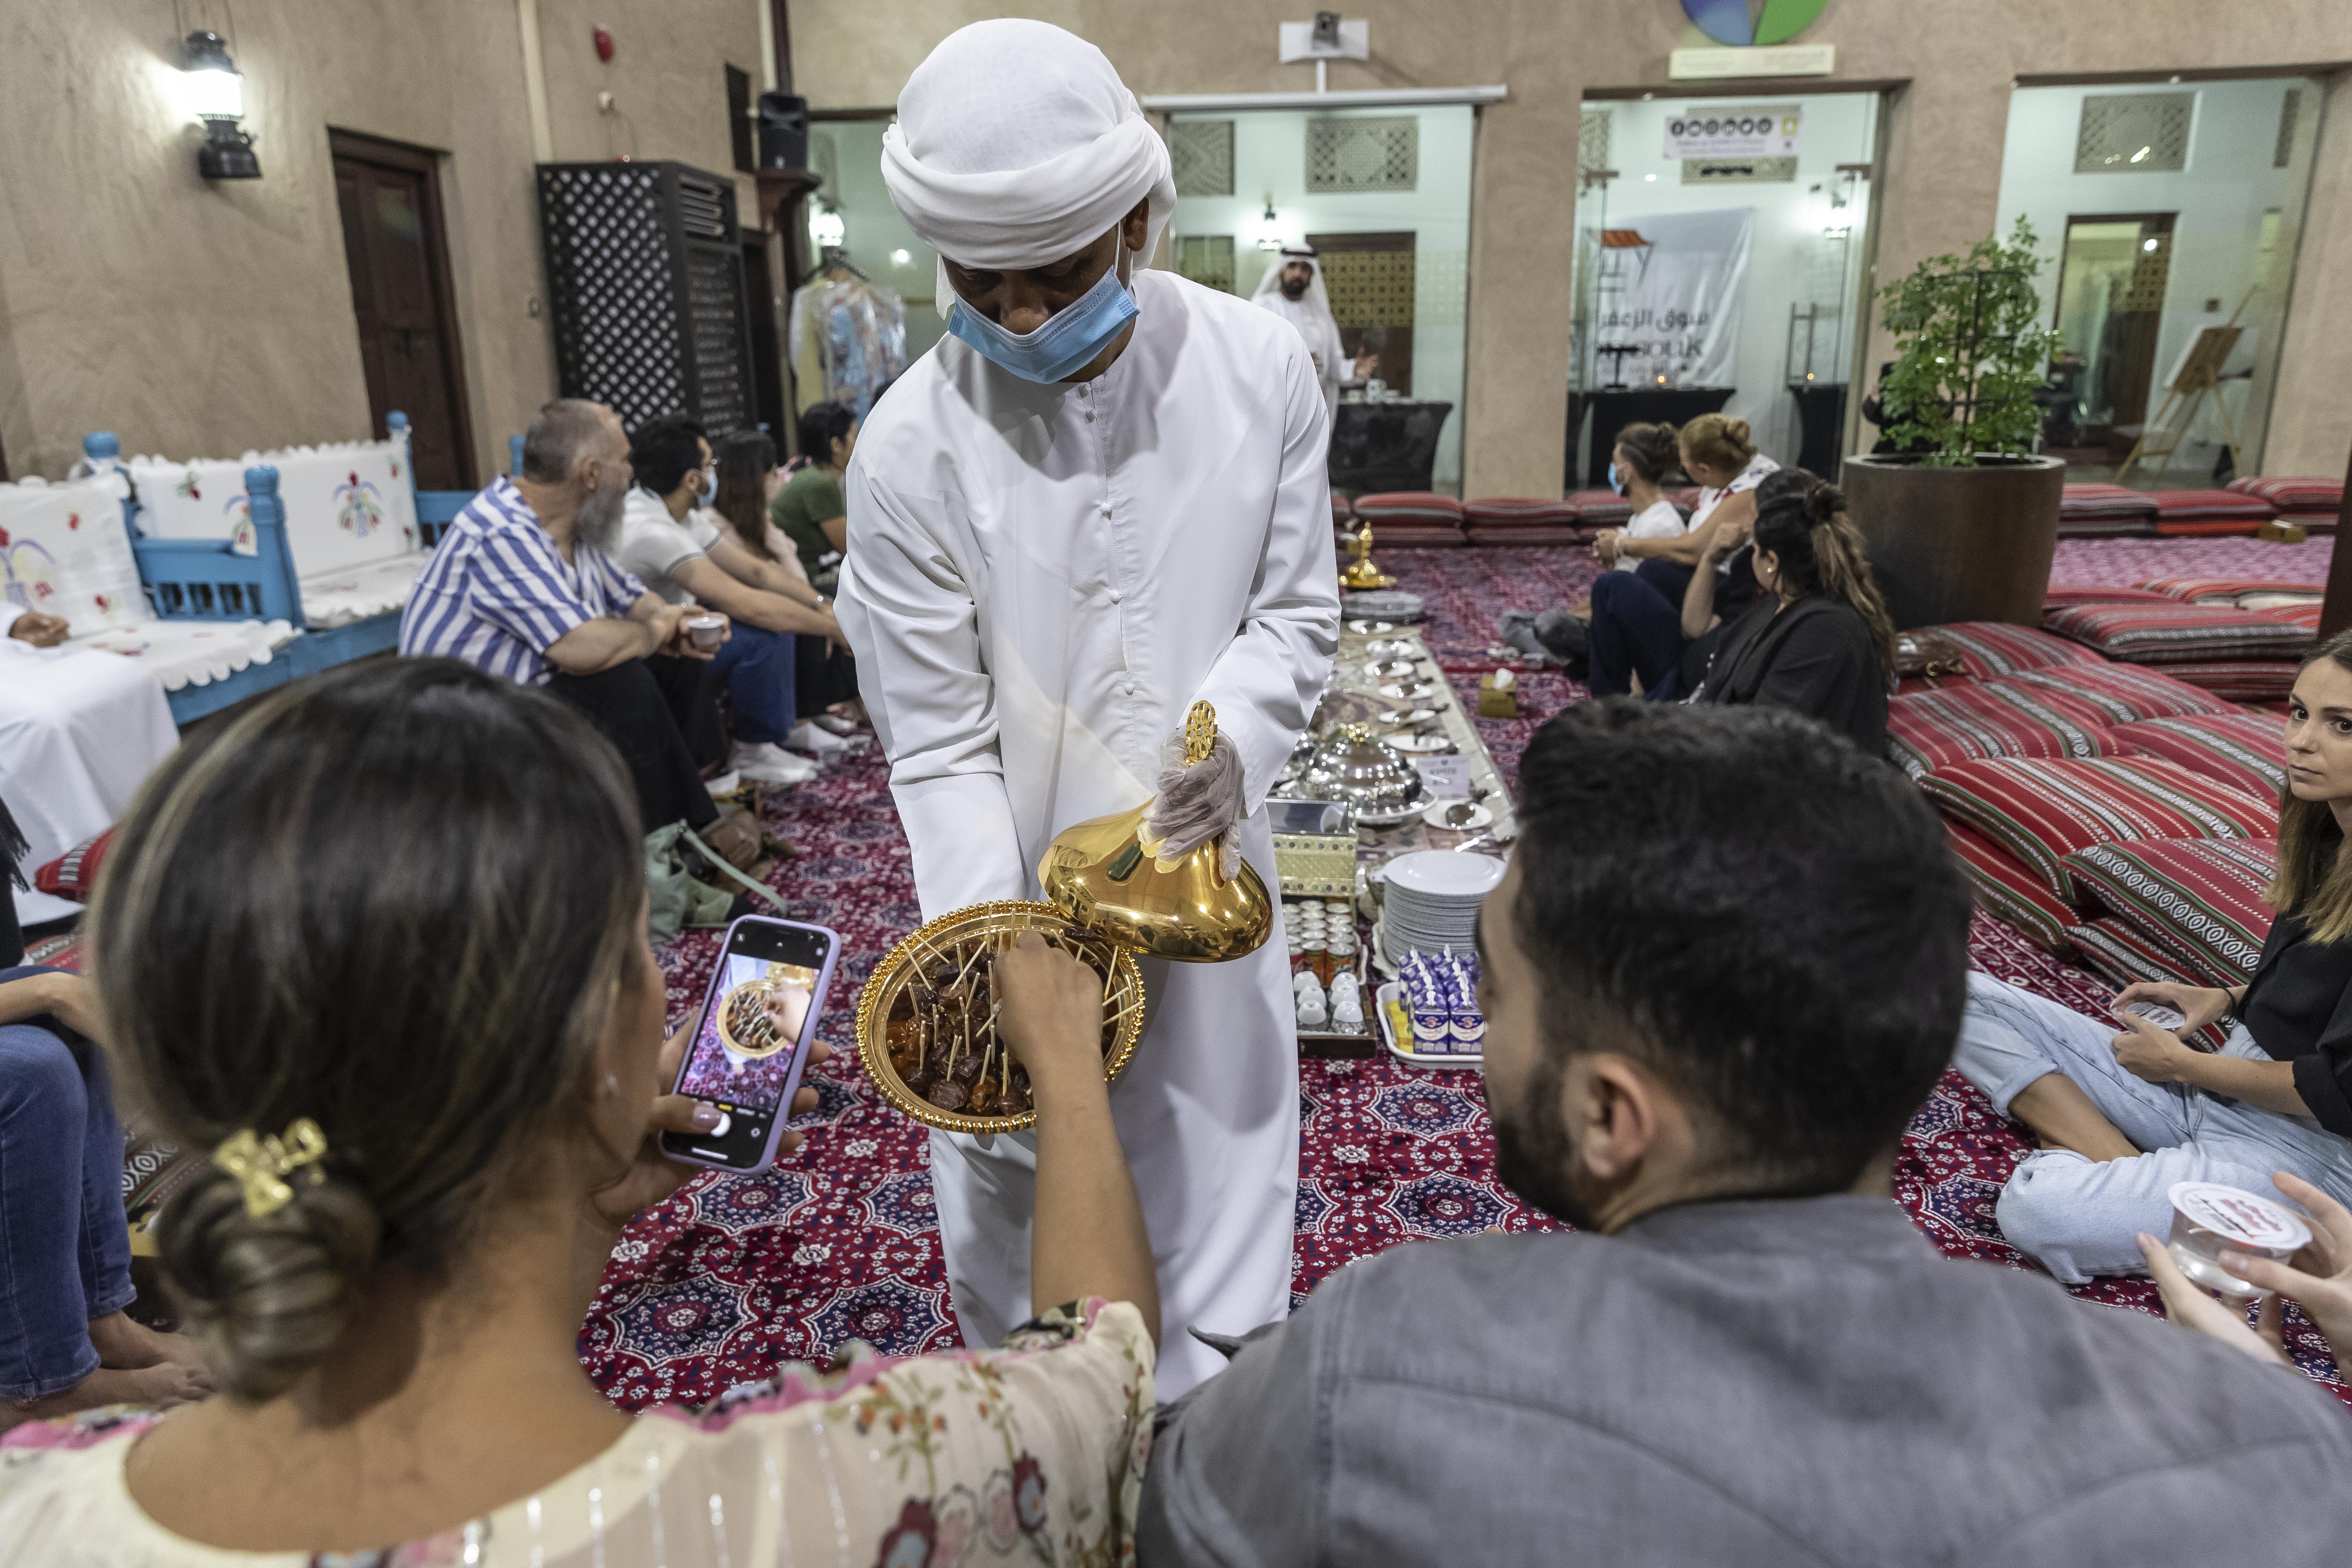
[704,769,741,797]
[730,741,819,785]
[788,719,852,756]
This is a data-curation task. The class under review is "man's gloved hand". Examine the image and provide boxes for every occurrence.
[1140,729,1245,882]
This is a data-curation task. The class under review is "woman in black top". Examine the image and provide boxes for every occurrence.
[1684,470,1894,756]
[1950,631,2352,1288]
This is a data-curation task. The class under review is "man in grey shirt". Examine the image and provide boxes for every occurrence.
[1140,700,2352,1563]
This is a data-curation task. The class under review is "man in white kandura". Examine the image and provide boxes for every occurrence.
[1249,244,1377,413]
[837,19,1339,1397]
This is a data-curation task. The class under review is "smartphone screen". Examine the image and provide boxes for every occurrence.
[662,915,841,1173]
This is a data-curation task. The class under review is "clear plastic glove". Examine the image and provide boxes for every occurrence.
[1140,729,1246,882]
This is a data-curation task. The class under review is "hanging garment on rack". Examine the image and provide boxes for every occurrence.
[787,272,909,420]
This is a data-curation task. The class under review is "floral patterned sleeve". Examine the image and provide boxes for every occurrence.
[640,1296,1158,1568]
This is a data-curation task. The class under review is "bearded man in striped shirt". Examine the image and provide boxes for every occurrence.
[400,398,723,834]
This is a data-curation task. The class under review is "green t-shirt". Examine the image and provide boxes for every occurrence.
[769,466,846,583]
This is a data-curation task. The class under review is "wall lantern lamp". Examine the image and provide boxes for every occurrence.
[181,30,260,180]
[1255,196,1283,252]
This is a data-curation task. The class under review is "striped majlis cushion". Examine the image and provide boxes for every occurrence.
[2042,600,2314,665]
[1946,822,2082,952]
[1924,622,2110,680]
[2062,837,2277,988]
[1994,665,2240,727]
[2107,715,2287,799]
[1888,682,2136,780]
[2162,661,2303,703]
[1918,757,2277,905]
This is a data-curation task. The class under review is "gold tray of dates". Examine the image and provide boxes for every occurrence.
[855,900,1148,1134]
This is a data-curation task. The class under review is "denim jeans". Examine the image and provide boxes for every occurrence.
[704,622,799,746]
[0,965,134,1400]
[1954,970,2352,1284]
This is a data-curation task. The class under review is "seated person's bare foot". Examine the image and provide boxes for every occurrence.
[3,1361,211,1432]
[88,1311,205,1375]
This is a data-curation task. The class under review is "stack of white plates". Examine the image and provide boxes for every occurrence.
[1380,850,1504,962]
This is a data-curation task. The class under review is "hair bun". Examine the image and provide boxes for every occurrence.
[1724,417,1751,444]
[1804,481,1847,525]
[160,1164,381,1403]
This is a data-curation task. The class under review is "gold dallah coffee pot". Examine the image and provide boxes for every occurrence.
[1037,701,1275,962]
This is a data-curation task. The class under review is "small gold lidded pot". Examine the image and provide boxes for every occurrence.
[1035,702,1275,964]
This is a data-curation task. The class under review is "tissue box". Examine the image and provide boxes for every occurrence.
[1478,672,1519,718]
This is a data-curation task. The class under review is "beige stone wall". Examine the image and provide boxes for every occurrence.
[3,2,2346,491]
[791,0,2352,496]
[0,0,761,481]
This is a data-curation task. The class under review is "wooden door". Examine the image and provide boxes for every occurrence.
[1306,230,1416,396]
[330,130,477,490]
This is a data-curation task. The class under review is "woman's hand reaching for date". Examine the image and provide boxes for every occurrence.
[993,932,1107,1104]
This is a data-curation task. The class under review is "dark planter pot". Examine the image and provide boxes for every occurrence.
[1843,454,2065,630]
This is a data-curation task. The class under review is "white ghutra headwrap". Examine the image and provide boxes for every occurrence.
[880,20,1176,274]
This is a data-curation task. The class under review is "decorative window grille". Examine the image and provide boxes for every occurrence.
[2074,92,2193,174]
[1305,117,1418,193]
[1578,108,1611,174]
[2275,88,2301,169]
[1319,248,1416,331]
[1171,119,1235,198]
[1174,235,1236,294]
[536,161,754,435]
[1683,156,1797,184]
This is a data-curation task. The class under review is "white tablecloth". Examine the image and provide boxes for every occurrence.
[0,641,178,927]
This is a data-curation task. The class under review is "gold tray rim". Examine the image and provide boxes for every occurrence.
[854,899,1147,1135]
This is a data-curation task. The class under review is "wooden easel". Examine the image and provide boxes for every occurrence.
[2116,293,2251,483]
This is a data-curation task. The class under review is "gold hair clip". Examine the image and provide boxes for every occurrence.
[213,1119,329,1218]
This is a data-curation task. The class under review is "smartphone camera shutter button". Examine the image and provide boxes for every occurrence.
[707,1111,732,1136]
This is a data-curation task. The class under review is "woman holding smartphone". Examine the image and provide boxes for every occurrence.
[1951,631,2352,1287]
[0,659,1158,1567]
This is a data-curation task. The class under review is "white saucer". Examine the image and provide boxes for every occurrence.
[1391,732,1455,754]
[1422,800,1494,831]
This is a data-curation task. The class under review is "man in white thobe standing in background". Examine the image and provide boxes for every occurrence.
[1250,245,1377,413]
[836,19,1338,1398]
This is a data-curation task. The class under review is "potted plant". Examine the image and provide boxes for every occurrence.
[1843,215,2067,629]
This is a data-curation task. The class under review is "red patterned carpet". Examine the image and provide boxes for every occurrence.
[582,536,2346,1410]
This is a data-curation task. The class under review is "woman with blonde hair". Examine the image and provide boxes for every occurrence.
[1586,413,1779,698]
[1685,469,1894,756]
[0,658,1155,1565]
[1948,629,2352,1288]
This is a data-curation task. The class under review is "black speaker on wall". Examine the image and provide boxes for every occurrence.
[757,92,809,170]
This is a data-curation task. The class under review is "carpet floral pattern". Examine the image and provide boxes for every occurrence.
[582,538,2346,1412]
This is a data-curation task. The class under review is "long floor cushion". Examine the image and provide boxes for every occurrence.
[1917,622,2110,679]
[1917,756,2276,906]
[2106,714,2287,798]
[2042,600,2313,665]
[2137,577,2323,608]
[1945,821,2082,953]
[2229,476,2343,518]
[2162,661,2303,702]
[1989,665,2240,727]
[2062,837,2277,989]
[1351,491,1466,546]
[1888,682,2137,780]
[2149,489,2276,537]
[2058,483,2159,539]
[1463,497,1586,546]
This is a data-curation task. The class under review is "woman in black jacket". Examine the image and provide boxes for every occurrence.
[1684,470,1894,756]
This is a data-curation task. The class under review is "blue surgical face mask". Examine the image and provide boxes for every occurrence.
[1607,461,1623,495]
[697,466,717,506]
[946,238,1137,384]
